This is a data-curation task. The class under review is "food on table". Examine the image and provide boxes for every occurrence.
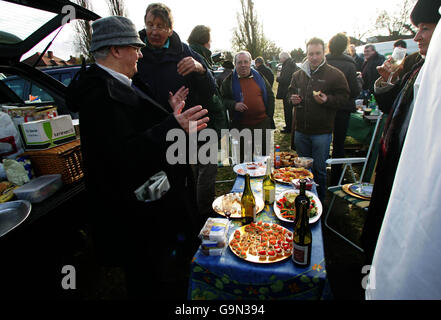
[235,162,266,176]
[293,157,314,169]
[0,181,18,203]
[275,192,318,221]
[275,151,297,167]
[273,167,314,183]
[229,223,293,263]
[213,192,242,217]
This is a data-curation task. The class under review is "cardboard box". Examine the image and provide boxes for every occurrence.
[18,115,77,150]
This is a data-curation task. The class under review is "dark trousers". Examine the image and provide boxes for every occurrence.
[283,97,293,130]
[330,111,351,185]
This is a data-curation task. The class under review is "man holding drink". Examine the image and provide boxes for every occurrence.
[288,37,350,201]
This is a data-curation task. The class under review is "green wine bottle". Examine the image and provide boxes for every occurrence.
[262,160,275,204]
[294,179,310,224]
[241,173,256,225]
[292,199,312,267]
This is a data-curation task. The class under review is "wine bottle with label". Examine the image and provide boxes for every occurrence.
[294,179,310,224]
[241,173,256,225]
[262,160,275,205]
[292,199,312,267]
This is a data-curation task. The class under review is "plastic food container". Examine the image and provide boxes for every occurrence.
[13,174,62,203]
[294,157,314,169]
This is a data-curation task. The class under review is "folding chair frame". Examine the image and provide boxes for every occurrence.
[324,112,383,252]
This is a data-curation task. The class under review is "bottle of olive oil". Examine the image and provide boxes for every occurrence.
[292,199,312,267]
[241,174,256,225]
[262,160,275,204]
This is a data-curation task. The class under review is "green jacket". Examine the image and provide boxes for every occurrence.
[189,43,229,135]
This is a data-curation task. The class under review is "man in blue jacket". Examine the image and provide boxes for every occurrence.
[136,3,216,112]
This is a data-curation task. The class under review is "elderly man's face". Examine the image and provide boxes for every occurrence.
[235,53,251,78]
[307,44,324,70]
[414,22,437,56]
[145,12,172,48]
[119,45,143,78]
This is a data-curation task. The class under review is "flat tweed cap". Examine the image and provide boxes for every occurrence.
[410,0,441,26]
[90,16,145,52]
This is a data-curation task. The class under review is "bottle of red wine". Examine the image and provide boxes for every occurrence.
[292,199,312,267]
[294,179,310,225]
[241,174,256,225]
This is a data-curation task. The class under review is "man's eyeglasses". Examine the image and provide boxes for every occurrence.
[127,45,142,53]
[145,24,169,32]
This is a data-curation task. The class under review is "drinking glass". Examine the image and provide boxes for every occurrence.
[387,47,407,84]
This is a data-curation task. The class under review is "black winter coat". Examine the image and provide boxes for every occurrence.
[276,58,299,99]
[66,64,189,265]
[256,64,274,87]
[137,30,216,112]
[326,53,361,112]
[361,52,385,93]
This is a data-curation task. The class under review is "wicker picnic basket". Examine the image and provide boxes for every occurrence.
[23,139,84,184]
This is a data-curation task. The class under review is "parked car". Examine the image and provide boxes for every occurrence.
[2,65,84,104]
[0,0,99,116]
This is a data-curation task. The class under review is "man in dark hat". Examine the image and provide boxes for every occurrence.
[66,15,209,299]
[361,0,440,265]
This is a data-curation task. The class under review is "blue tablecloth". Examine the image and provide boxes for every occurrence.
[188,176,332,300]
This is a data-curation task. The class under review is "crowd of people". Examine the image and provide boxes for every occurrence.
[66,0,441,299]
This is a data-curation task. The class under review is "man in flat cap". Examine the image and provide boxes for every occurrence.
[361,0,441,266]
[66,16,209,299]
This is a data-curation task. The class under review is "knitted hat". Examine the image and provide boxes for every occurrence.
[90,16,145,52]
[410,0,441,26]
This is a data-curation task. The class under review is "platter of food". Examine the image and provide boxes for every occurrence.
[274,190,322,224]
[212,192,265,219]
[233,162,266,177]
[276,151,297,167]
[228,222,293,264]
[272,167,314,184]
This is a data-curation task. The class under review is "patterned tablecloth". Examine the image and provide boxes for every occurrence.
[188,175,332,300]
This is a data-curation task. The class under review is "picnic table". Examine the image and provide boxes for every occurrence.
[188,174,332,300]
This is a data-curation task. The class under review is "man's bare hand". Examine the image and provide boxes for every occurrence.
[290,94,302,105]
[313,92,328,104]
[234,102,248,112]
[177,57,205,76]
[169,86,189,111]
[174,104,209,133]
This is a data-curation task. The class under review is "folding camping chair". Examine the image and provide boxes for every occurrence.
[324,111,384,252]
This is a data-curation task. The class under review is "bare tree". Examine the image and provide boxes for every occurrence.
[232,0,281,61]
[232,0,263,58]
[107,0,127,17]
[374,0,417,38]
[73,0,94,62]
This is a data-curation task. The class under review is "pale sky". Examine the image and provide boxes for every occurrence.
[21,0,409,61]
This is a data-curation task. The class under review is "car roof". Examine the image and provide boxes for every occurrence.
[0,0,100,64]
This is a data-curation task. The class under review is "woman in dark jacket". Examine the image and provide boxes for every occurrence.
[326,33,361,186]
